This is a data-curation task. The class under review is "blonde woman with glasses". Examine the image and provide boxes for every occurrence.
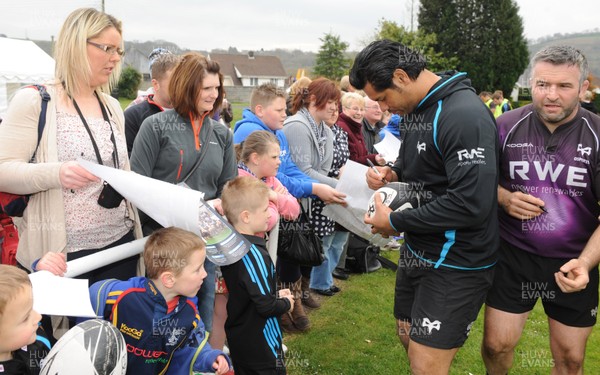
[0,8,141,287]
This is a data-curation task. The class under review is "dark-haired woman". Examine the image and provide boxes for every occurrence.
[130,52,237,332]
[279,78,345,332]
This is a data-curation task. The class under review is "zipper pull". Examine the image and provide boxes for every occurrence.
[176,149,184,181]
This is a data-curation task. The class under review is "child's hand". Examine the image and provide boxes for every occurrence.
[284,294,295,313]
[268,189,279,203]
[212,355,230,374]
[312,183,346,205]
[208,198,224,215]
[278,288,294,311]
[273,185,287,195]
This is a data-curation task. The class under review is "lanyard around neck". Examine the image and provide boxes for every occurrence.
[72,93,120,168]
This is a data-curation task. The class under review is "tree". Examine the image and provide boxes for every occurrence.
[118,66,142,100]
[313,33,350,81]
[419,0,529,95]
[375,19,458,73]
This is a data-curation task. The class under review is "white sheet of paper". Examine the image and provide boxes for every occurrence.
[374,130,401,163]
[335,161,374,210]
[323,160,389,247]
[29,271,97,317]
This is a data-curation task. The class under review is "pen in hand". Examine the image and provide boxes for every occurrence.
[516,186,548,213]
[367,159,388,184]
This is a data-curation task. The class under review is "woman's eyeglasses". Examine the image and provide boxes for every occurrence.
[87,40,125,57]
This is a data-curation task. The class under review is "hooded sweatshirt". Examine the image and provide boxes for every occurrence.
[233,109,314,198]
[389,71,499,270]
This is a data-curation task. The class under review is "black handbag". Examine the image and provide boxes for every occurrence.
[345,233,382,273]
[277,202,324,266]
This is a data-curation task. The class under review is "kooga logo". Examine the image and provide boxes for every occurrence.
[506,143,534,148]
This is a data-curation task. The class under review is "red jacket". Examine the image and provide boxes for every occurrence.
[336,112,378,165]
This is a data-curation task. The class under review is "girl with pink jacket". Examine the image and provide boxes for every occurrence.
[236,130,300,235]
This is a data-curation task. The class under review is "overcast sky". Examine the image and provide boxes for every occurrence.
[0,0,598,52]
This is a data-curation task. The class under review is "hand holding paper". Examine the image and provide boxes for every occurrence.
[322,160,390,247]
[29,271,97,317]
[374,129,401,163]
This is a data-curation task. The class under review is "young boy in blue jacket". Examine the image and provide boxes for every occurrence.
[233,83,345,204]
[89,227,230,375]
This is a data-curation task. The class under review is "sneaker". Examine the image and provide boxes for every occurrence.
[282,343,288,354]
[329,285,341,293]
[385,239,401,250]
[332,267,350,280]
[311,288,335,296]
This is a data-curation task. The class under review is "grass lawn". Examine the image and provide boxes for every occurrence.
[118,97,132,110]
[230,101,247,128]
[120,94,599,373]
[284,250,600,374]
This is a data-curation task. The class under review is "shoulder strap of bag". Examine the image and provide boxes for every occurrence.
[71,93,119,168]
[298,200,316,230]
[28,84,50,162]
[376,254,398,271]
[181,122,214,184]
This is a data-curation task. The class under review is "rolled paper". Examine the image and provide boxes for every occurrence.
[79,159,205,234]
[64,237,148,278]
[78,159,251,266]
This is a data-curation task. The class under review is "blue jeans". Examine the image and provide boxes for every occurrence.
[196,259,216,332]
[310,231,349,290]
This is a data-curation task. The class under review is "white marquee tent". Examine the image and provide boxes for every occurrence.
[0,37,54,118]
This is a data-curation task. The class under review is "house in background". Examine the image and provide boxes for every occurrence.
[209,52,287,88]
[124,45,151,81]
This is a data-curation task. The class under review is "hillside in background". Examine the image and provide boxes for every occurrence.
[33,39,196,58]
[32,39,317,78]
[528,32,600,84]
[29,31,600,84]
